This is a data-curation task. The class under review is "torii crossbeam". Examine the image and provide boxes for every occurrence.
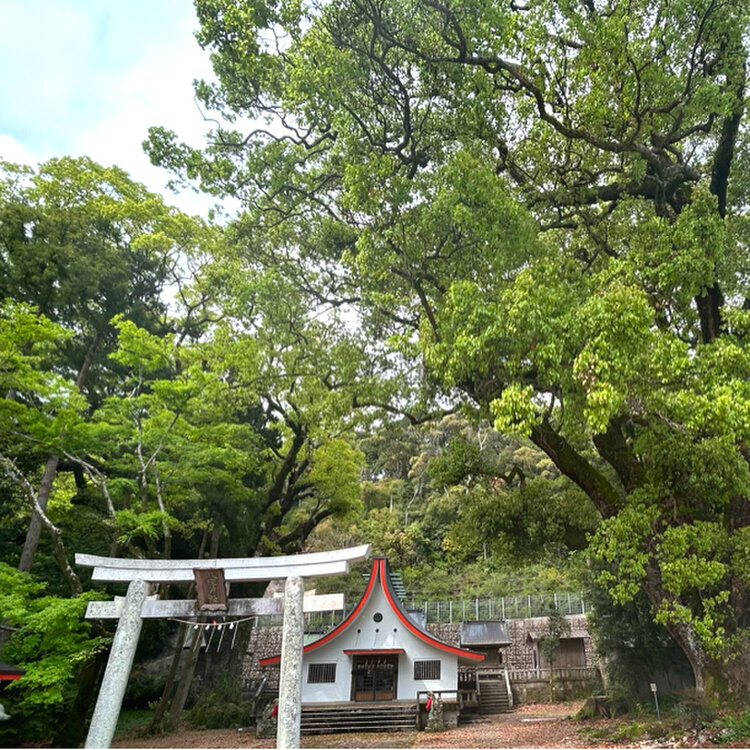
[76,545,370,749]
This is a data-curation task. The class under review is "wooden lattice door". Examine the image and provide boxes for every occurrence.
[351,655,398,701]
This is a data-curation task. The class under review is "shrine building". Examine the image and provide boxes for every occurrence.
[259,557,485,704]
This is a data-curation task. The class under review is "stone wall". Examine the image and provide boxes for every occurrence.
[505,615,595,670]
[425,622,461,645]
[244,614,596,683]
[510,674,598,704]
[244,623,282,691]
[425,616,594,671]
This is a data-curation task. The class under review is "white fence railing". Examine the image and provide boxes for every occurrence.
[508,667,598,682]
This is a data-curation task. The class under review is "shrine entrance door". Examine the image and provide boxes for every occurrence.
[351,655,398,701]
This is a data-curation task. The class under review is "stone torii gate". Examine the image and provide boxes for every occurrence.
[76,545,370,749]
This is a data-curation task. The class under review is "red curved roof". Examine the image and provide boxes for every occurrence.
[259,557,484,666]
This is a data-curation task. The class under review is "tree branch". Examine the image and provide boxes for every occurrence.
[0,453,82,595]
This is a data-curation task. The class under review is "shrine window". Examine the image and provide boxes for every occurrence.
[414,659,441,680]
[308,662,337,683]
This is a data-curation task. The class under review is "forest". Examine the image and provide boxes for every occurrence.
[3,0,750,744]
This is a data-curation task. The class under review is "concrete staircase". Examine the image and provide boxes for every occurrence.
[477,676,512,714]
[300,702,418,735]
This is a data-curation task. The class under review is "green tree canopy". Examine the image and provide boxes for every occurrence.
[148,0,750,699]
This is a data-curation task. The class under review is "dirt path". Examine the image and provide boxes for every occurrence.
[113,701,622,749]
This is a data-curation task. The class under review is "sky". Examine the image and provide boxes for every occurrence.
[0,1,219,215]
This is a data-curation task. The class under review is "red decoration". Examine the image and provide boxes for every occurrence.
[271,703,278,718]
[425,697,433,712]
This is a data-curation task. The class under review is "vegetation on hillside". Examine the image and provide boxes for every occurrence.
[5,0,750,742]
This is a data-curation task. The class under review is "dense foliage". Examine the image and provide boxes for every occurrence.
[0,157,368,738]
[147,0,750,700]
[0,564,107,744]
[6,0,750,741]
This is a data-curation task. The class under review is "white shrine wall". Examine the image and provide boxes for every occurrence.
[300,584,458,703]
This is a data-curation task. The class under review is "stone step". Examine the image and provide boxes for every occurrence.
[300,724,417,734]
[302,720,417,728]
[302,706,416,716]
[302,711,416,720]
[299,705,418,735]
[302,725,416,735]
[478,679,512,714]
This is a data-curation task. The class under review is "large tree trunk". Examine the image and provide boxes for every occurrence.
[530,417,622,518]
[639,562,750,701]
[149,623,190,733]
[719,648,750,702]
[18,455,59,572]
[165,526,223,729]
[196,583,264,700]
[3,453,81,595]
[149,528,210,733]
[18,342,98,573]
[167,621,204,730]
[526,417,750,701]
[661,620,708,695]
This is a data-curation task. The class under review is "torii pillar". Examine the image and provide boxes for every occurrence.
[85,578,148,748]
[278,576,304,748]
[76,545,370,749]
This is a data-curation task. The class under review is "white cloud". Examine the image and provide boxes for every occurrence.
[0,0,236,216]
[0,136,40,166]
[76,30,220,215]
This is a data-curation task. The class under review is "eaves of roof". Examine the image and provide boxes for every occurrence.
[260,557,485,666]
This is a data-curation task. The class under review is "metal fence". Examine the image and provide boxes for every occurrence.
[254,591,586,629]
[410,592,586,623]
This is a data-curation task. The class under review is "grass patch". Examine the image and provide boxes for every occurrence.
[580,719,670,744]
[715,709,750,743]
[115,708,154,736]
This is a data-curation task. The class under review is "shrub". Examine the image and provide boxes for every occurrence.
[717,710,750,742]
[187,698,252,729]
[185,673,252,729]
[669,691,717,729]
[0,564,109,745]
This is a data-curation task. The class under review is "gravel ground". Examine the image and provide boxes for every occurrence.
[113,701,622,749]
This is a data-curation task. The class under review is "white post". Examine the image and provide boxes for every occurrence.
[85,578,148,748]
[277,575,304,749]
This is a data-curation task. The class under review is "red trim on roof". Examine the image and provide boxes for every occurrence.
[258,656,281,667]
[258,557,484,667]
[343,649,405,655]
[378,559,485,662]
[259,558,382,667]
[0,673,22,681]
